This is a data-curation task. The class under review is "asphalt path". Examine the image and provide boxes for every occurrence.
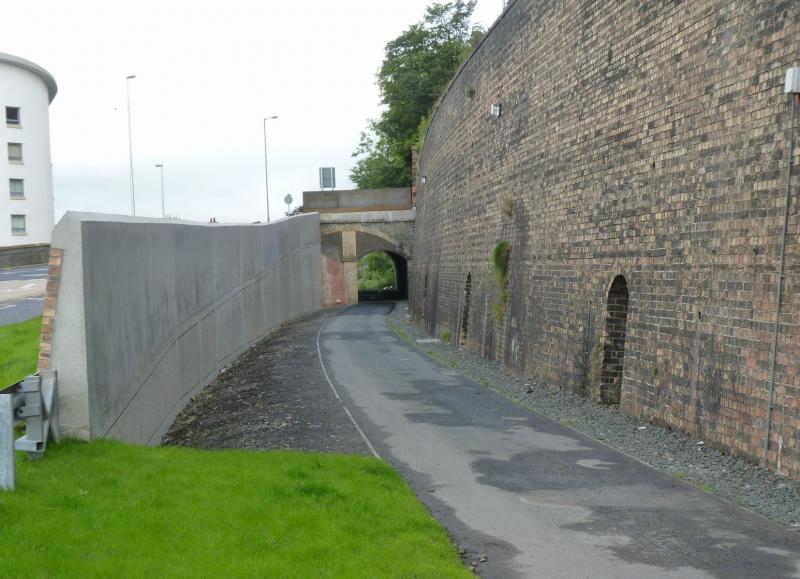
[0,265,47,326]
[319,302,800,578]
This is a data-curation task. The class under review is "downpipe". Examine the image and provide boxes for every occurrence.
[762,92,798,470]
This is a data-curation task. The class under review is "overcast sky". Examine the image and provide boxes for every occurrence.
[4,0,502,223]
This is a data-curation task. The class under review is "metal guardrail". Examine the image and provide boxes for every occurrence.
[0,371,59,490]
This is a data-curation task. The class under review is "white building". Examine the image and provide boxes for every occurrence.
[0,53,57,248]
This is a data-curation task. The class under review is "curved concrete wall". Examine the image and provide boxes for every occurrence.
[412,0,800,475]
[50,212,321,444]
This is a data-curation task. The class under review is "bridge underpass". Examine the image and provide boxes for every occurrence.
[302,187,415,307]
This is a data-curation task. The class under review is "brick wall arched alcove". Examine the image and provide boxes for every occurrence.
[460,272,472,346]
[601,275,629,404]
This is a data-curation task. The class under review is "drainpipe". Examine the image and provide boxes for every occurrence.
[763,70,800,469]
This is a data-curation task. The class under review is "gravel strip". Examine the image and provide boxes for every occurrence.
[388,302,800,531]
[163,310,371,455]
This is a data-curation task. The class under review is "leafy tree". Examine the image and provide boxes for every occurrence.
[358,252,397,291]
[351,1,483,189]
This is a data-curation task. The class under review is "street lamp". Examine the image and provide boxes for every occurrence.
[126,74,137,216]
[155,164,165,218]
[263,115,278,222]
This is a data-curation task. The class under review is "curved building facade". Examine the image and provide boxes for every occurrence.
[0,53,57,248]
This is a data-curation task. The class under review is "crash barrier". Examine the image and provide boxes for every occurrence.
[0,371,59,490]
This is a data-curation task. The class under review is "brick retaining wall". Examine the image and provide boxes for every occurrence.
[412,0,800,476]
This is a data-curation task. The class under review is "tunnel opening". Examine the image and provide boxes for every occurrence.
[357,250,408,302]
[600,275,629,404]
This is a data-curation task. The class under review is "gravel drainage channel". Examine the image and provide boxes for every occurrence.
[387,301,800,531]
[163,310,372,456]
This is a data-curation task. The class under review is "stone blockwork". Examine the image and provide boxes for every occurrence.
[411,0,800,476]
[37,247,62,370]
[315,208,416,307]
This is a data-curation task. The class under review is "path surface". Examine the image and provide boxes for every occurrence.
[0,265,47,326]
[319,303,800,578]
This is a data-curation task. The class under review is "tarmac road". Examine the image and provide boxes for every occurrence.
[319,302,800,578]
[0,265,47,326]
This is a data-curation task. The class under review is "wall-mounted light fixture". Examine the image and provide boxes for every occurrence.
[490,103,502,118]
[421,176,428,184]
[786,68,800,93]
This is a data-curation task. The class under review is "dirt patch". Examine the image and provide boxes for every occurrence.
[163,309,370,455]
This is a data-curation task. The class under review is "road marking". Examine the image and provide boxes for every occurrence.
[24,297,44,301]
[316,313,381,460]
[576,459,616,470]
[0,304,15,310]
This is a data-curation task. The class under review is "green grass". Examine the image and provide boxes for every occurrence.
[0,440,470,578]
[0,316,41,388]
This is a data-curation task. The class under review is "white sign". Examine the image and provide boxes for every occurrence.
[319,167,336,189]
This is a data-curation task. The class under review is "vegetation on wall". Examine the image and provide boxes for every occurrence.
[357,251,397,291]
[351,1,484,189]
[501,193,514,217]
[490,240,511,320]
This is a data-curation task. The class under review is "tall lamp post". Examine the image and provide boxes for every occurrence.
[126,74,137,216]
[263,115,278,222]
[155,164,165,218]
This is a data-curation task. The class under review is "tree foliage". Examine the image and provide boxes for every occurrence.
[358,251,397,291]
[351,1,483,189]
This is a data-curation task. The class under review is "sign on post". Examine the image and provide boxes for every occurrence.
[319,167,336,190]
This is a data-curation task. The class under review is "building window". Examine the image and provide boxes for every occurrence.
[5,107,20,127]
[9,178,24,199]
[8,142,22,163]
[11,214,26,236]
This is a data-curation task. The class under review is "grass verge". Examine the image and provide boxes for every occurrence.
[0,440,469,578]
[0,316,41,388]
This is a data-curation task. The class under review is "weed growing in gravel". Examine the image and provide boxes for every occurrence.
[388,319,413,344]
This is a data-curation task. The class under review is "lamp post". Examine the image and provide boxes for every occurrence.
[263,115,278,222]
[155,164,165,218]
[126,74,137,216]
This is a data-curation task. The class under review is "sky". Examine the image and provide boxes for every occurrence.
[3,0,503,223]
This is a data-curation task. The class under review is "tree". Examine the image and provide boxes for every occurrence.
[351,1,483,189]
[358,251,397,291]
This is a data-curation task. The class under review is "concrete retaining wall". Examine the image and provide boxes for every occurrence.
[49,212,321,444]
[303,188,411,212]
[0,244,49,268]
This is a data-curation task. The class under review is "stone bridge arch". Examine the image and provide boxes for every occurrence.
[315,208,415,307]
[302,188,415,306]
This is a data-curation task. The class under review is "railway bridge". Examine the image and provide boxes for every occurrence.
[302,187,415,307]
